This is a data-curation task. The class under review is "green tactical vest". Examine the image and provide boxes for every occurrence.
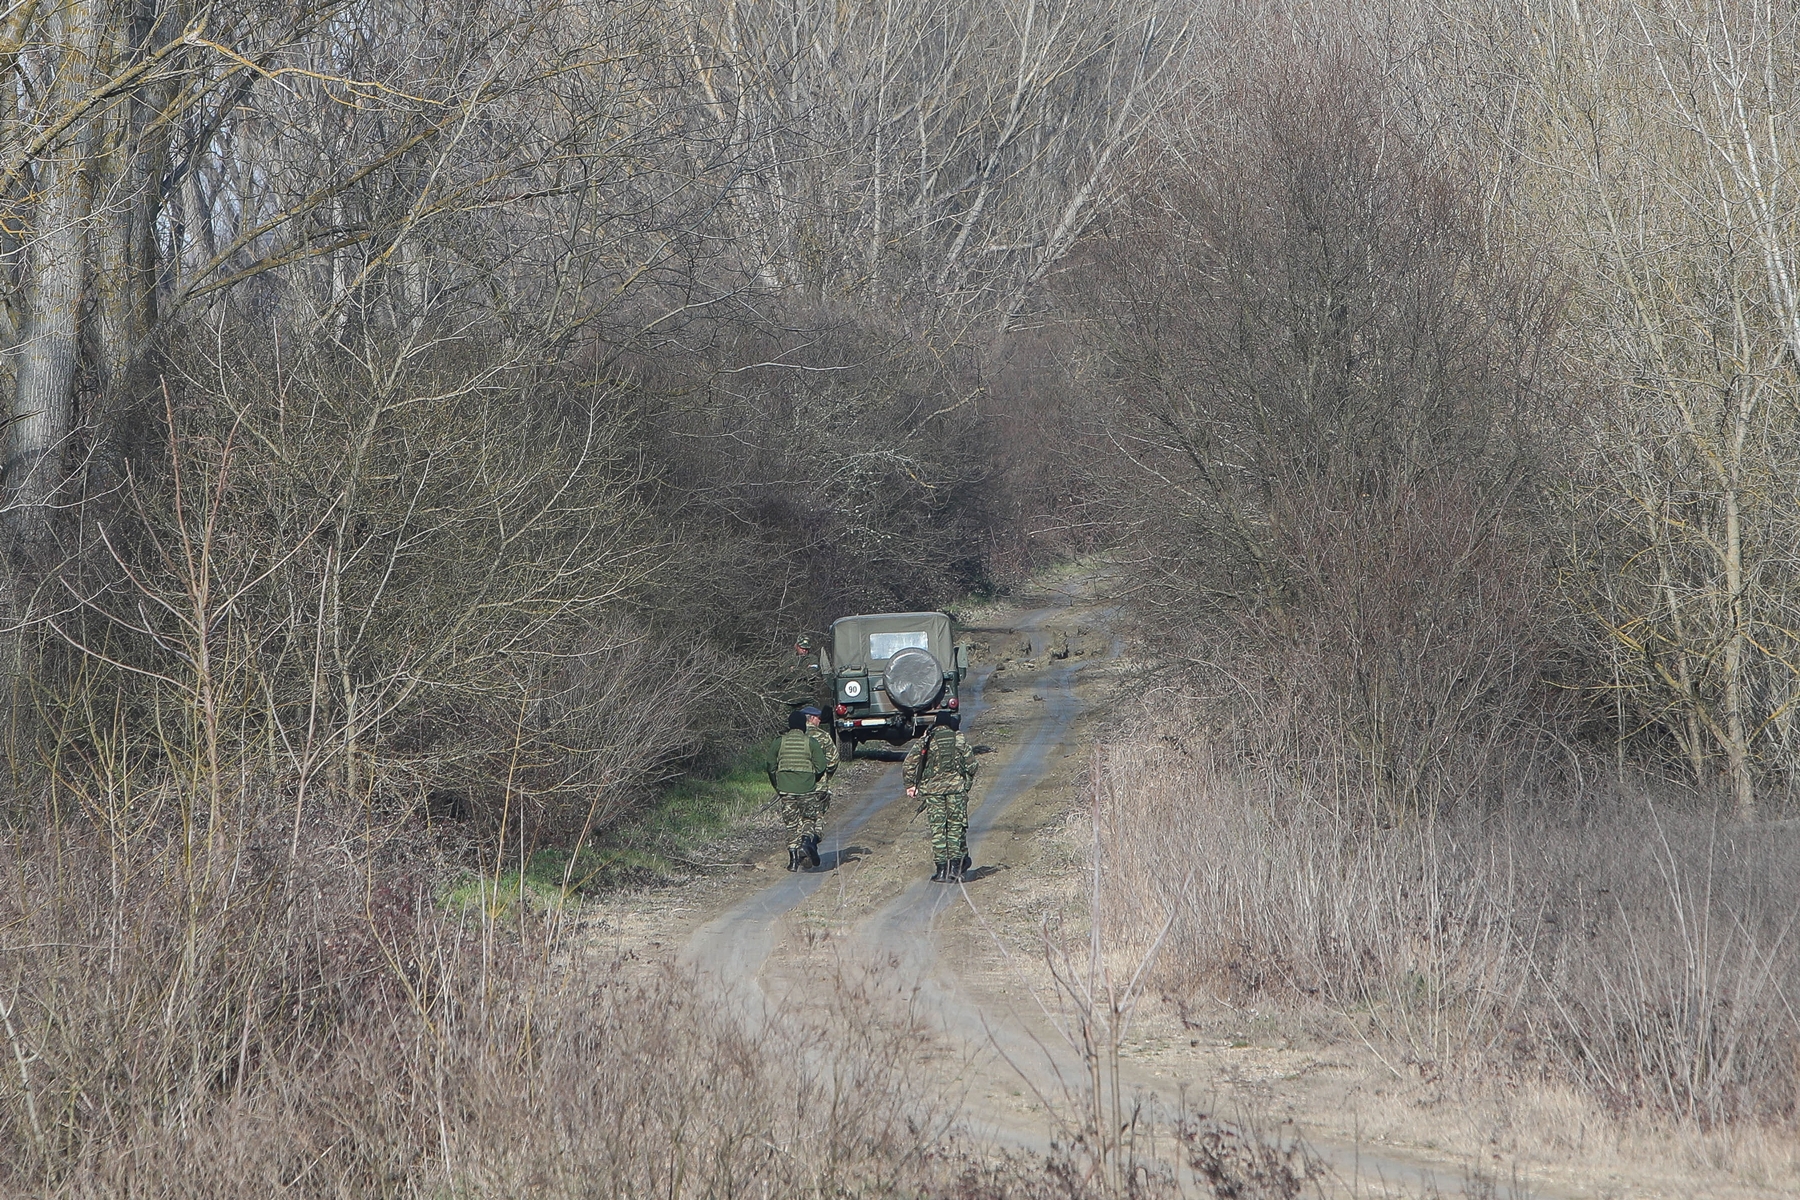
[777,729,817,775]
[919,728,966,788]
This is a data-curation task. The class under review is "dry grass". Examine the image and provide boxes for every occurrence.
[0,795,1347,1200]
[0,795,961,1199]
[1092,727,1800,1144]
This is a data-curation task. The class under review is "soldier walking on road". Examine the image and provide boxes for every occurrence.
[904,712,977,883]
[802,704,839,793]
[763,708,832,870]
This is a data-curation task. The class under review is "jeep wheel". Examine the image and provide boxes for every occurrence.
[837,733,856,761]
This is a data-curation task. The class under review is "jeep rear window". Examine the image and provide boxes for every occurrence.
[868,631,928,660]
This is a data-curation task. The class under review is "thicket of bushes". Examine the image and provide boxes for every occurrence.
[1097,726,1800,1135]
[1065,10,1800,1147]
[3,0,1800,1185]
[0,802,961,1197]
[1072,6,1800,821]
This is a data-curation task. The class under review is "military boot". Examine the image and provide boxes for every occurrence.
[930,861,947,883]
[787,845,800,871]
[801,833,820,869]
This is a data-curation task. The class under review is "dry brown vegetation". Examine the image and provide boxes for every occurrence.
[3,0,1800,1190]
[1097,728,1800,1133]
[0,809,960,1197]
[1060,4,1800,1164]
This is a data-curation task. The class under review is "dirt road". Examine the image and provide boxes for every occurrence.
[672,579,1490,1197]
[650,579,1782,1199]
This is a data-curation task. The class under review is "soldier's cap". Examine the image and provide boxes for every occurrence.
[798,705,822,717]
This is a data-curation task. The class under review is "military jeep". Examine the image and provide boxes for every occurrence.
[821,611,970,758]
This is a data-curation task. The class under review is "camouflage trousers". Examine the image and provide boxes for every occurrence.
[776,790,830,848]
[921,788,969,863]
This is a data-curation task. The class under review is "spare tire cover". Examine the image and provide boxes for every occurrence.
[883,646,944,710]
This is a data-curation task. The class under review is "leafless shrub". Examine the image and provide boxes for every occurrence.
[0,796,964,1198]
[1094,723,1800,1131]
[1180,1118,1313,1200]
[27,324,712,850]
[1208,474,1562,816]
[0,803,420,1190]
[1073,46,1566,815]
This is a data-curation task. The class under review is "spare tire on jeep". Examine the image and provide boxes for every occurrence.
[884,646,944,711]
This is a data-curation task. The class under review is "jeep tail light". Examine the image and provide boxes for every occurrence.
[834,703,850,717]
[946,696,959,710]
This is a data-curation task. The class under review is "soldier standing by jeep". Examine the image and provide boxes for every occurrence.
[762,709,831,870]
[904,712,977,882]
[776,635,828,712]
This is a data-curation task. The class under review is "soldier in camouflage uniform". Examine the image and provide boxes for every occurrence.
[775,634,828,712]
[762,708,832,870]
[903,712,978,883]
[802,704,839,796]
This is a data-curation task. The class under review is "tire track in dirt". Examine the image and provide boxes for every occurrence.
[678,599,1084,1057]
[677,601,1067,1021]
[680,591,1543,1198]
[844,608,1541,1199]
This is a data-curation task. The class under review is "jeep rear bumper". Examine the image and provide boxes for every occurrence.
[837,713,950,730]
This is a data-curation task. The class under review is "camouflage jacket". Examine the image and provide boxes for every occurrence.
[773,640,826,711]
[807,724,840,781]
[903,727,976,793]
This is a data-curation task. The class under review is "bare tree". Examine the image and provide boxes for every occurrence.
[1076,52,1558,815]
[3,1,686,534]
[1466,0,1800,816]
[666,0,1193,345]
[44,322,703,849]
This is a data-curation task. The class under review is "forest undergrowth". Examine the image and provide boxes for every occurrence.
[1092,710,1800,1172]
[0,786,1353,1200]
[5,0,1800,1190]
[0,798,957,1197]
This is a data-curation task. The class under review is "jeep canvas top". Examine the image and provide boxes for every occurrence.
[824,611,969,757]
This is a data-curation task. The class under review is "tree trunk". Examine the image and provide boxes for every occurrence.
[1721,406,1755,821]
[11,156,89,523]
[91,3,174,408]
[9,1,103,534]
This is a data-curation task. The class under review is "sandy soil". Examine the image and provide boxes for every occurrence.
[577,573,1797,1200]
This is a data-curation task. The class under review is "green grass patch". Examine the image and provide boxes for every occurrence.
[442,845,669,917]
[443,753,774,914]
[628,754,772,850]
